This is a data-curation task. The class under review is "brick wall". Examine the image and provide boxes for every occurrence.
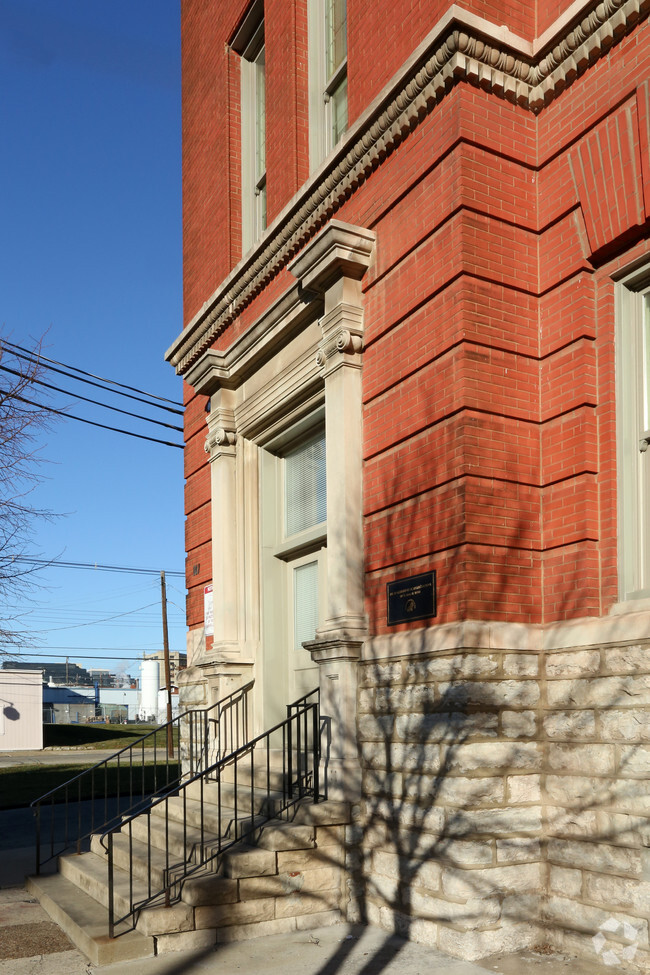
[179,0,650,634]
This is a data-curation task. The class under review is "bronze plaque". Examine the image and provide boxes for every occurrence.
[387,571,437,626]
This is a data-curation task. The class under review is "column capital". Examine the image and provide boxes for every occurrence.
[205,425,237,457]
[205,389,237,459]
[316,302,365,377]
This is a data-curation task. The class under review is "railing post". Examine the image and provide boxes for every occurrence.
[204,707,209,770]
[77,779,82,853]
[108,832,115,939]
[35,805,41,875]
[287,714,293,800]
[312,703,320,803]
[297,709,303,798]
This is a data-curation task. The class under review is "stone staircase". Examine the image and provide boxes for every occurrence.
[27,757,350,964]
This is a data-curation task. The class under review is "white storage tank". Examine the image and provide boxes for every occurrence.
[138,659,160,722]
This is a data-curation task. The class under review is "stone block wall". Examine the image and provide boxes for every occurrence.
[350,624,650,972]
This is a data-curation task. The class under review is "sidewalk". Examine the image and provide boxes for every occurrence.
[0,748,129,769]
[0,877,615,975]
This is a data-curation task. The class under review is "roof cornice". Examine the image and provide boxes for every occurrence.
[167,0,649,377]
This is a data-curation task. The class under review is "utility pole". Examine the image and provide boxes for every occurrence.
[160,570,174,758]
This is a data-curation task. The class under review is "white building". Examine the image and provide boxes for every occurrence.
[0,669,43,750]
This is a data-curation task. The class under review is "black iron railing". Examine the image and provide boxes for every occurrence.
[286,688,321,796]
[103,691,322,938]
[31,680,254,873]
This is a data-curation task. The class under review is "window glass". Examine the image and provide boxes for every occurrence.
[285,433,327,536]
[293,561,319,649]
[238,17,266,247]
[254,41,266,232]
[326,0,347,79]
[331,74,348,146]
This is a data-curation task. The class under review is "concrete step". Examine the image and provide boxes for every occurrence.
[213,751,288,792]
[26,872,154,965]
[256,821,315,852]
[91,831,190,890]
[59,850,152,915]
[290,799,352,827]
[147,795,268,844]
[184,777,287,816]
[57,849,197,938]
[128,804,224,855]
[219,844,278,879]
[148,794,237,834]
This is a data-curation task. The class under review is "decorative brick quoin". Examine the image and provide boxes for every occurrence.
[166,0,650,968]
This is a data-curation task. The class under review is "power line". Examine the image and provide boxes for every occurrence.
[11,558,184,577]
[9,645,184,653]
[0,363,183,433]
[41,602,160,632]
[12,392,184,448]
[3,651,183,662]
[2,339,183,411]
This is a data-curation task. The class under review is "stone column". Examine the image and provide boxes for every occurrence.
[205,388,239,651]
[290,221,375,800]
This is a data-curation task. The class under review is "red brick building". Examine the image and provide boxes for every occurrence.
[168,0,650,967]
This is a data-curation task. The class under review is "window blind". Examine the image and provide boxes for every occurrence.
[285,432,326,536]
[293,560,319,649]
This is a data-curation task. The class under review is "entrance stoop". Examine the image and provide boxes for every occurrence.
[27,789,351,962]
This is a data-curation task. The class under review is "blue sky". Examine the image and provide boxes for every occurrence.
[0,1,187,680]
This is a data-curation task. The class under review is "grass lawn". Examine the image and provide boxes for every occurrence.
[0,760,181,809]
[43,722,179,751]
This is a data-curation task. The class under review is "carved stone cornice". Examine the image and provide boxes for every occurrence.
[166,0,649,380]
[304,634,365,664]
[288,221,375,294]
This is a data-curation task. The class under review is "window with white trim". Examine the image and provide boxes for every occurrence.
[308,0,348,169]
[233,3,266,251]
[616,271,650,600]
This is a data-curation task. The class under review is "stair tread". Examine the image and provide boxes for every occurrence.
[105,829,227,880]
[60,849,154,908]
[26,872,154,965]
[129,808,225,841]
[133,803,267,848]
[154,791,286,825]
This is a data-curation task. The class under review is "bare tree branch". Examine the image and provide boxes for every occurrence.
[0,333,57,653]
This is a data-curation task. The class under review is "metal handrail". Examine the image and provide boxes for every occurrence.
[287,687,319,714]
[31,680,254,873]
[103,690,322,939]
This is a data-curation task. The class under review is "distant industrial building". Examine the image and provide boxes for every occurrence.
[2,658,182,725]
[142,650,186,688]
[2,661,137,689]
[2,660,94,686]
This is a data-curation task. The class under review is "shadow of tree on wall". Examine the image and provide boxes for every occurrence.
[306,676,647,975]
